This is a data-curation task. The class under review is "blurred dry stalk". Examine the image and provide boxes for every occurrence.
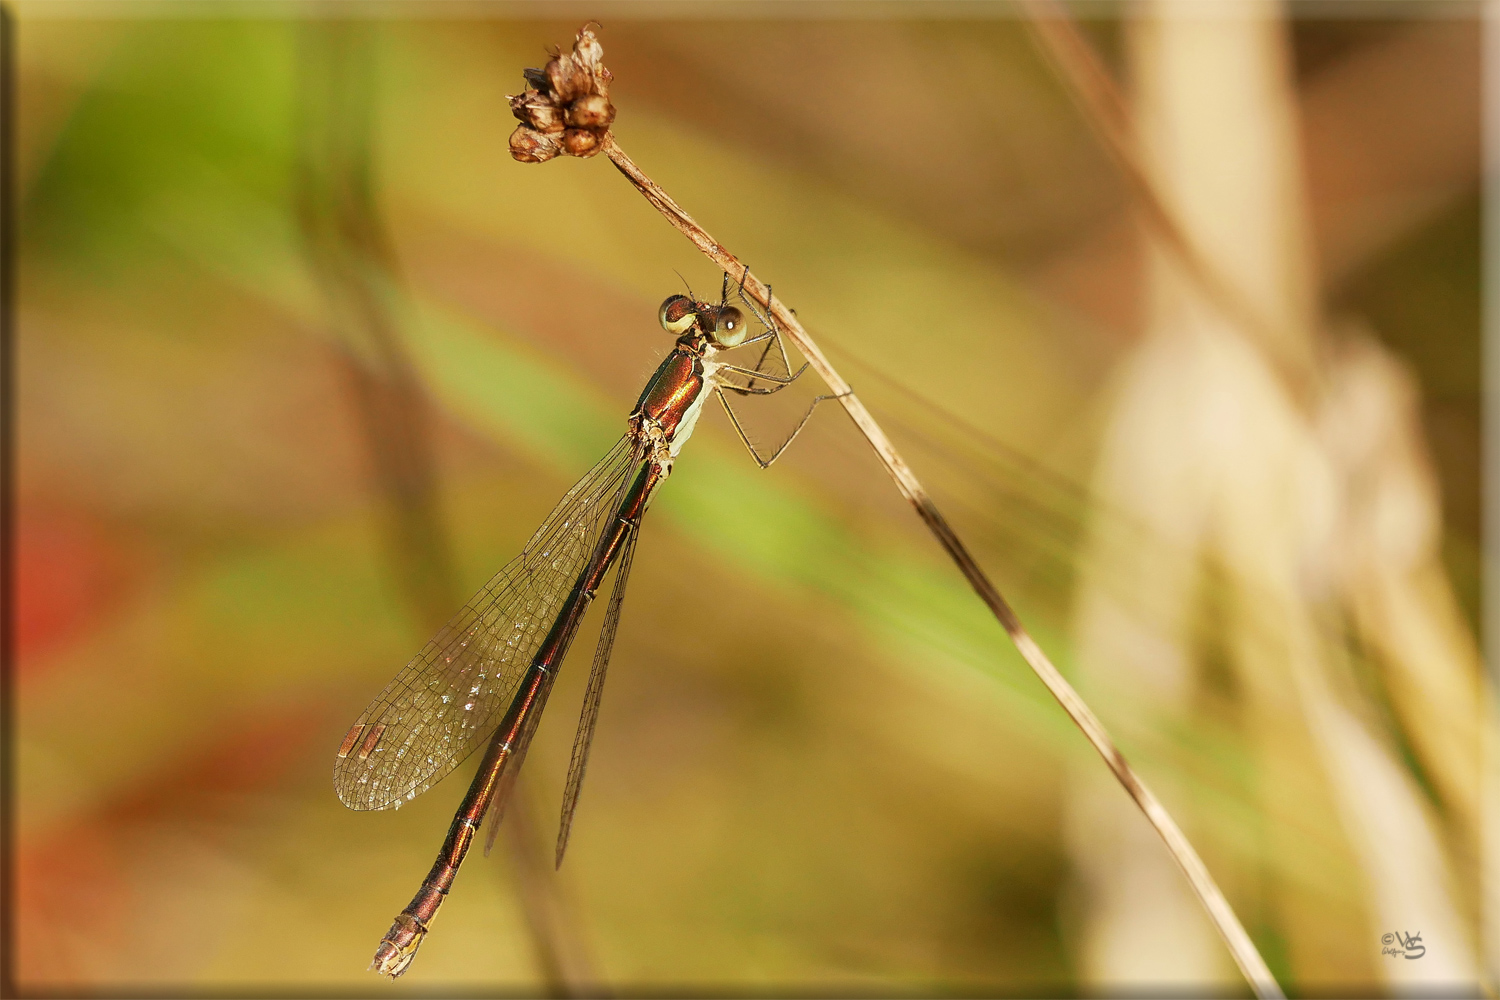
[507,25,1282,999]
[1022,0,1487,990]
[294,21,456,630]
[294,22,596,995]
[1020,0,1318,409]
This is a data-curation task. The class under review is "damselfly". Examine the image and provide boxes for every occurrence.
[335,277,840,978]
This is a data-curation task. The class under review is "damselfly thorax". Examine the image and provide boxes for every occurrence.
[631,293,748,459]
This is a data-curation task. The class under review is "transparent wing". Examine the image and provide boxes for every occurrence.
[335,435,642,811]
[554,518,638,867]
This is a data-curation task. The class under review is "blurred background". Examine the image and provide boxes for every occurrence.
[11,0,1489,994]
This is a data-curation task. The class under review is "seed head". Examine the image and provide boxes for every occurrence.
[506,24,615,163]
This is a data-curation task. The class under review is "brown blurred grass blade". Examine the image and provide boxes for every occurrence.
[1018,0,1317,410]
[498,22,1282,1000]
[294,20,457,630]
[295,22,596,992]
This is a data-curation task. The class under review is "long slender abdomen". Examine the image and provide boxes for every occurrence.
[370,459,665,979]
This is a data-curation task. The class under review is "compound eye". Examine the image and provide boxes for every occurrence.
[713,306,746,347]
[658,295,696,334]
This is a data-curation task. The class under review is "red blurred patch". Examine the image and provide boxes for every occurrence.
[15,818,131,983]
[14,701,331,985]
[110,701,332,825]
[15,505,145,673]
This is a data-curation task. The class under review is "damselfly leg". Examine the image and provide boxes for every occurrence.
[716,386,848,469]
[712,271,848,469]
[730,275,798,389]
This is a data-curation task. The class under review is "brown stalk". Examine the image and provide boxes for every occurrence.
[1018,0,1317,413]
[508,24,1282,998]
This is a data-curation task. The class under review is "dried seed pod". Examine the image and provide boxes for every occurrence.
[564,94,615,129]
[512,24,615,165]
[561,128,601,157]
[522,66,550,94]
[574,31,604,91]
[508,89,565,133]
[572,26,610,99]
[510,126,564,163]
[573,26,603,70]
[546,52,592,104]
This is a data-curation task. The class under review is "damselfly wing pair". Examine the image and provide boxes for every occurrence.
[334,278,840,978]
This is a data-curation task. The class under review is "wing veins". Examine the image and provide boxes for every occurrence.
[334,435,643,811]
[554,519,638,867]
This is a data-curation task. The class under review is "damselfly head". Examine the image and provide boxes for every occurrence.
[660,295,746,348]
[658,294,697,335]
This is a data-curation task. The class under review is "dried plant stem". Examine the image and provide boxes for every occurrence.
[601,132,1284,1000]
[1018,0,1316,411]
[498,782,602,995]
